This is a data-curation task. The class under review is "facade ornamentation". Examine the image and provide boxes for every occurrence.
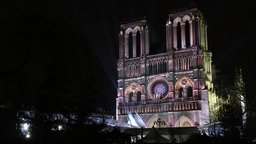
[116,8,217,128]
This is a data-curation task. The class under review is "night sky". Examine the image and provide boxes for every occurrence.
[0,0,255,113]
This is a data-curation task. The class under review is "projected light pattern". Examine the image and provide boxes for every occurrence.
[133,112,146,128]
[128,112,140,127]
[127,112,146,128]
[152,81,168,99]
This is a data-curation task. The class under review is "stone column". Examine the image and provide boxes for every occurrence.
[125,35,129,58]
[166,20,173,51]
[181,23,186,49]
[189,20,194,47]
[119,31,124,59]
[133,33,136,58]
[196,16,201,45]
[173,25,177,49]
[145,25,149,55]
[140,26,145,56]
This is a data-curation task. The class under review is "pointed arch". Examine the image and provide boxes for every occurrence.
[175,76,193,91]
[182,15,191,22]
[147,114,169,128]
[124,28,134,58]
[133,26,141,32]
[125,82,143,103]
[125,27,133,35]
[175,115,194,127]
[173,17,182,26]
[175,76,194,98]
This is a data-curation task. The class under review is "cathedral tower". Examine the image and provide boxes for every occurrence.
[116,8,215,128]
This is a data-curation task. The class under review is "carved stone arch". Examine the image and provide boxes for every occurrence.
[124,28,134,58]
[184,82,193,89]
[175,76,193,91]
[182,15,192,48]
[133,26,141,34]
[147,76,169,100]
[125,27,133,35]
[147,114,169,128]
[133,26,141,57]
[124,82,143,103]
[175,115,194,127]
[182,15,191,22]
[175,76,193,98]
[173,17,182,26]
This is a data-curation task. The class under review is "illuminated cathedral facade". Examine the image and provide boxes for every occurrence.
[116,8,217,128]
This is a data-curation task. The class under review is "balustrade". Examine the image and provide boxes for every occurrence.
[118,99,200,115]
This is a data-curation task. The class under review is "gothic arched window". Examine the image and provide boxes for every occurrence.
[185,20,190,48]
[137,91,141,101]
[128,32,133,58]
[187,86,193,97]
[179,87,183,98]
[136,31,141,57]
[129,92,133,102]
[177,22,181,49]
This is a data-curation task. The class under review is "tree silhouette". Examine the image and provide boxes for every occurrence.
[213,65,256,139]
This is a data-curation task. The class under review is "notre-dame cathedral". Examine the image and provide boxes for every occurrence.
[116,7,218,128]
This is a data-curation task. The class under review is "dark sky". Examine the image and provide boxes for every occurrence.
[0,0,255,113]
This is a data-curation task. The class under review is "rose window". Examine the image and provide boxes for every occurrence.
[151,81,168,99]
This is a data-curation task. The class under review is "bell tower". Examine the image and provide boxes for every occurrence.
[116,8,216,128]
